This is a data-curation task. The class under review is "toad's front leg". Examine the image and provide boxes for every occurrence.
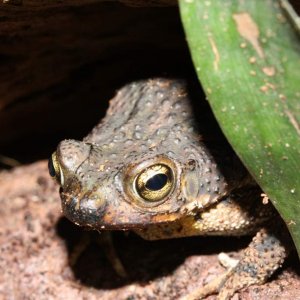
[182,226,289,300]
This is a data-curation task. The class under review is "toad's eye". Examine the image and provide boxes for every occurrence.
[135,164,174,201]
[48,152,64,185]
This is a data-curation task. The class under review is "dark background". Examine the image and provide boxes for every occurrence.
[0,0,299,166]
[0,1,193,165]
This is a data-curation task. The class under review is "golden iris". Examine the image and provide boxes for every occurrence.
[135,164,173,201]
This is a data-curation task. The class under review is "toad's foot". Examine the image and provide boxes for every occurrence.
[181,227,288,300]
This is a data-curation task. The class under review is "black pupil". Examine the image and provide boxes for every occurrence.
[48,156,56,177]
[145,173,168,191]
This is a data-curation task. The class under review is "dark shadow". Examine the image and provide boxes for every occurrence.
[285,251,300,276]
[56,214,300,290]
[56,216,252,290]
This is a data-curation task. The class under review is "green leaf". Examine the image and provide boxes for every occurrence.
[179,0,300,256]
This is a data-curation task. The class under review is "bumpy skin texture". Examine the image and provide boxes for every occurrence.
[51,79,288,299]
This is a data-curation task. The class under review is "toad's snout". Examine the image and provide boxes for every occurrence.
[59,187,108,228]
[48,139,110,227]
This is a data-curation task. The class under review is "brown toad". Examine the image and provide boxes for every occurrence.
[49,79,289,299]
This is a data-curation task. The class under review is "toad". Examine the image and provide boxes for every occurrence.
[49,79,289,299]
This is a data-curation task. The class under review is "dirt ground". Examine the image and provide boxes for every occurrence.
[0,161,300,300]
